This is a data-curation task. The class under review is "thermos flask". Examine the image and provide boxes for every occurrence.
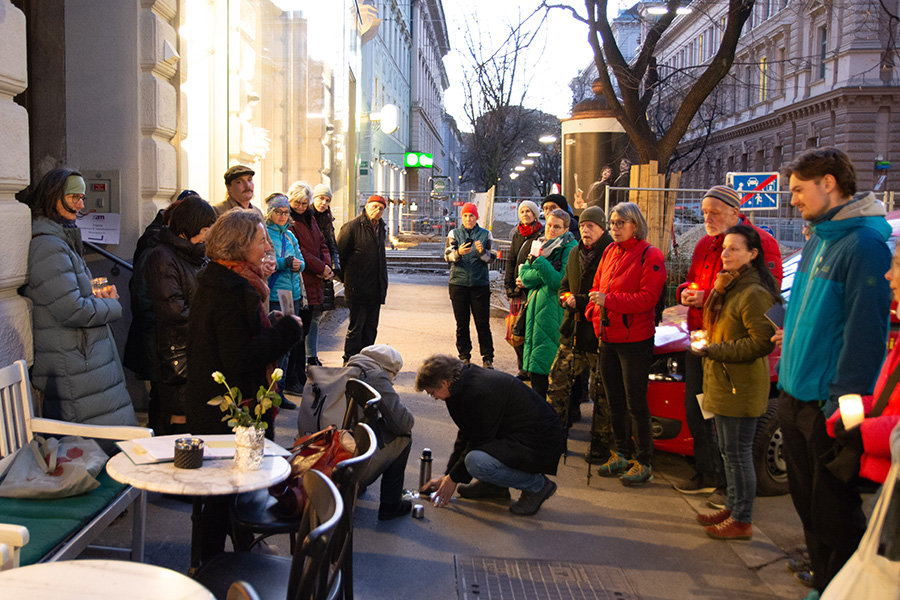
[419,448,433,491]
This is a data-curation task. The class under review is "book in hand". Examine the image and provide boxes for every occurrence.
[765,303,786,329]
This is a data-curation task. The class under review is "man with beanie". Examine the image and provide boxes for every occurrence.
[215,165,262,218]
[676,183,783,506]
[345,344,415,520]
[338,195,389,363]
[445,202,496,369]
[542,194,580,240]
[547,206,615,463]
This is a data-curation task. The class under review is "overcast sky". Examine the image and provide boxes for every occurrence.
[441,1,630,131]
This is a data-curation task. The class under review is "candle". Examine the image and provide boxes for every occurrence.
[838,394,865,430]
[689,282,700,290]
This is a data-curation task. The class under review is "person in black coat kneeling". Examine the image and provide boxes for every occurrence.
[416,354,565,516]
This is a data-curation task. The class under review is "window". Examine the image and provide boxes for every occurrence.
[760,56,768,102]
[777,48,785,95]
[746,66,753,107]
[698,34,704,62]
[818,26,827,79]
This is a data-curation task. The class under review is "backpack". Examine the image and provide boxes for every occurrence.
[641,245,666,326]
[296,365,361,435]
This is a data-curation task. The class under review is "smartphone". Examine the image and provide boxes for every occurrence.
[765,303,786,328]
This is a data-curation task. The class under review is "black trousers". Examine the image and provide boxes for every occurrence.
[448,284,493,361]
[778,392,866,592]
[344,302,381,361]
[599,337,655,465]
[684,351,725,483]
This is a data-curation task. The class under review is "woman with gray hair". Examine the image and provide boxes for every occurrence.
[585,202,666,487]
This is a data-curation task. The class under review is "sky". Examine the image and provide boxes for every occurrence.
[441,1,631,132]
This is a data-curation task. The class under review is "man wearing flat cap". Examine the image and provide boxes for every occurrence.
[214,165,263,218]
[337,196,389,363]
[674,184,783,504]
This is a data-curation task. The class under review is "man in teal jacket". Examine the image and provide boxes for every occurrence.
[776,147,892,599]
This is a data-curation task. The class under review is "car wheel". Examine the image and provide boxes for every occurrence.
[754,397,789,496]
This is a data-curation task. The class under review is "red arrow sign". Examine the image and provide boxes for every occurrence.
[740,173,778,205]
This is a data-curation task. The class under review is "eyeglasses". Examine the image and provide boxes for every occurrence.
[272,209,290,216]
[609,219,629,229]
[65,194,86,203]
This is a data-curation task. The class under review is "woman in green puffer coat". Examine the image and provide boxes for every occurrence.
[517,209,577,399]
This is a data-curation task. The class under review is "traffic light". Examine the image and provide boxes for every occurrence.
[404,151,433,168]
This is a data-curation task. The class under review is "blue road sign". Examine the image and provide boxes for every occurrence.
[729,172,780,210]
[759,225,774,237]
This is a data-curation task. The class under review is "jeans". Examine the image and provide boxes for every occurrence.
[464,450,544,492]
[303,306,323,358]
[448,284,494,361]
[714,414,757,523]
[685,351,725,483]
[598,337,655,465]
[344,302,381,361]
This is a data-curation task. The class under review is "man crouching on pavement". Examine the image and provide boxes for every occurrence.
[416,354,565,516]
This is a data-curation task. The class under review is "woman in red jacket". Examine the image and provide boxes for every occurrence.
[586,202,667,486]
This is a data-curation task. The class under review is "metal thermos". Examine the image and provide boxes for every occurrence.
[419,448,433,492]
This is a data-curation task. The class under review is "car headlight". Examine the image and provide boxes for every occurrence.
[648,353,685,382]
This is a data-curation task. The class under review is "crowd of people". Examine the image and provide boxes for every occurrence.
[19,148,900,598]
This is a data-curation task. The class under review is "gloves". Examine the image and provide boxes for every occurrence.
[833,418,864,454]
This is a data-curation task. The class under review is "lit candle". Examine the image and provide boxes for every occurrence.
[838,394,865,430]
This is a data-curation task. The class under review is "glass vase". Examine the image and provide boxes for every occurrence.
[234,425,265,471]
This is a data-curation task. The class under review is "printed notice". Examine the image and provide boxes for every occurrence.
[77,212,121,245]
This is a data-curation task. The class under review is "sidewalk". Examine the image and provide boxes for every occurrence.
[99,272,812,599]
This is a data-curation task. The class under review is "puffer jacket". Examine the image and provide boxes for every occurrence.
[504,222,543,297]
[778,192,892,415]
[586,237,667,344]
[677,214,783,332]
[22,217,137,427]
[519,234,577,375]
[266,221,305,305]
[445,224,493,287]
[558,233,613,351]
[289,209,331,307]
[701,269,777,418]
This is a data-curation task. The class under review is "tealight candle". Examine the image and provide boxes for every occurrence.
[838,394,865,430]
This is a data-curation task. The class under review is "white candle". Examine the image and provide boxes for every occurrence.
[839,394,865,430]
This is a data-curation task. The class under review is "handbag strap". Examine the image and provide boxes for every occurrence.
[871,358,900,418]
[290,425,336,453]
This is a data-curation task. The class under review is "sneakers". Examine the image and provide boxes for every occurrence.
[509,476,557,516]
[583,451,611,465]
[377,499,412,521]
[460,356,471,365]
[802,591,820,600]
[674,473,718,495]
[595,451,630,477]
[696,508,731,526]
[706,487,727,509]
[482,359,494,369]
[457,479,511,501]
[704,517,752,540]
[620,461,653,486]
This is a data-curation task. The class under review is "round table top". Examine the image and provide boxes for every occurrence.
[0,560,215,599]
[106,453,290,496]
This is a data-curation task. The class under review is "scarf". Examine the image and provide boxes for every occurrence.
[518,221,541,238]
[578,241,602,273]
[540,230,575,257]
[703,263,751,331]
[216,259,270,311]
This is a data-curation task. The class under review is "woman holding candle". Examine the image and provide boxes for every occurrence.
[691,225,780,539]
[505,200,544,380]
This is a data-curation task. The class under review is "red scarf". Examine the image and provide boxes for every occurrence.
[518,221,541,237]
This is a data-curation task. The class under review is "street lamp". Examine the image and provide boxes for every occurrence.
[527,152,541,158]
[538,135,557,144]
[521,159,535,166]
[514,166,526,172]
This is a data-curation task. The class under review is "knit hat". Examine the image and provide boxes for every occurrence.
[265,194,290,216]
[177,189,201,201]
[313,184,332,199]
[224,164,254,185]
[579,206,607,230]
[704,185,741,209]
[518,200,540,221]
[542,193,571,214]
[360,344,403,375]
[65,175,86,196]
[461,202,478,218]
[367,195,387,207]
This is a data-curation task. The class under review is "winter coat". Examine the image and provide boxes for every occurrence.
[701,269,777,418]
[146,227,207,414]
[445,224,493,287]
[337,213,388,305]
[22,217,137,427]
[827,339,900,484]
[519,234,577,375]
[558,232,613,351]
[504,222,544,297]
[444,365,565,482]
[123,209,164,379]
[313,206,340,310]
[678,214,783,331]
[289,209,331,307]
[778,192,892,415]
[266,221,305,305]
[586,237,667,344]
[185,262,303,434]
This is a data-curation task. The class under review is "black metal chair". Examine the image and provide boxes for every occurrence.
[195,469,343,600]
[342,379,381,431]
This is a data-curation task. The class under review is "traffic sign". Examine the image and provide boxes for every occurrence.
[728,172,779,210]
[452,200,464,207]
[433,178,447,192]
[759,225,774,237]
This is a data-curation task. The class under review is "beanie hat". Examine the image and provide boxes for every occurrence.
[579,206,607,230]
[360,344,403,375]
[461,202,478,218]
[313,184,332,199]
[224,164,254,185]
[704,185,741,209]
[542,193,571,214]
[518,200,540,221]
[177,189,201,202]
[367,195,387,207]
[265,194,290,216]
[65,175,86,196]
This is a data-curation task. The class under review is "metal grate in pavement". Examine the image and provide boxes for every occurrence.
[455,556,639,600]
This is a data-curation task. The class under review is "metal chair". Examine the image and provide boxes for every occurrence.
[341,379,381,431]
[196,469,344,600]
[0,359,152,567]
